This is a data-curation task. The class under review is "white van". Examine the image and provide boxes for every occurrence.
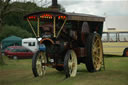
[22,38,41,52]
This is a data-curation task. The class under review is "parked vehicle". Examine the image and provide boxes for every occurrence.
[102,31,128,56]
[22,38,41,52]
[4,46,34,59]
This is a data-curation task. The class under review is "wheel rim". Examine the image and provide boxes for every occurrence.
[92,35,103,71]
[68,50,77,77]
[36,52,47,76]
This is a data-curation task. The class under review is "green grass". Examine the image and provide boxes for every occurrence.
[0,56,128,85]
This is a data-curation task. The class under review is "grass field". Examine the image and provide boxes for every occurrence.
[0,56,128,85]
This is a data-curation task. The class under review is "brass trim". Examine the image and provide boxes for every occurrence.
[53,16,56,38]
[37,17,40,37]
[56,18,67,38]
[27,18,37,37]
[40,38,54,44]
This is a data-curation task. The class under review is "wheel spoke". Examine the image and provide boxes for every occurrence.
[68,61,72,68]
[42,66,46,75]
[36,60,40,65]
[36,60,42,76]
[94,39,99,47]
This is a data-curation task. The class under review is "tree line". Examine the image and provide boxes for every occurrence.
[0,1,45,41]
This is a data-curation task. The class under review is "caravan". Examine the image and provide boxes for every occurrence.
[22,38,41,52]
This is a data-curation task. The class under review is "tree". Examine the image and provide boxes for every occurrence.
[3,2,42,32]
[58,4,66,12]
[0,43,4,65]
[0,0,11,65]
[0,25,32,65]
[0,25,32,41]
[0,0,11,31]
[0,0,29,64]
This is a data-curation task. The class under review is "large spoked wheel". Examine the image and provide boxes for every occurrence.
[86,33,103,72]
[32,51,47,77]
[64,50,77,78]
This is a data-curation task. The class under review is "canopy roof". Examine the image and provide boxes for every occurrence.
[24,11,105,22]
[1,36,22,49]
[2,36,22,42]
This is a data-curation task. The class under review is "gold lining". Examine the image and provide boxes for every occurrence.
[53,17,56,38]
[56,18,67,38]
[37,17,40,37]
[27,18,37,37]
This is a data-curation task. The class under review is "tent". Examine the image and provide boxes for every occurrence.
[1,36,22,50]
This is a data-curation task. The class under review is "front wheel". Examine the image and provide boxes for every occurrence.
[64,50,77,78]
[32,51,47,77]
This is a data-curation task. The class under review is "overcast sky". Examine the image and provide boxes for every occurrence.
[58,0,128,16]
[12,0,128,31]
[57,0,128,31]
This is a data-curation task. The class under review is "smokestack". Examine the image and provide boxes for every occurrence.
[52,0,58,7]
[51,0,59,11]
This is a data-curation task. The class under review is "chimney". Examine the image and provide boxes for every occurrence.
[51,0,59,11]
[52,0,58,7]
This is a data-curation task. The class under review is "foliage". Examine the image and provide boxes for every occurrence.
[58,4,66,12]
[8,1,43,14]
[0,43,4,65]
[3,1,43,31]
[0,25,32,41]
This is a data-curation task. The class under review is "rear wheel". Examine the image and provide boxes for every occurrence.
[64,50,77,78]
[32,51,47,77]
[85,33,103,72]
[123,48,128,57]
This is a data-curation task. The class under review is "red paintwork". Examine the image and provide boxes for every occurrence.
[126,50,128,56]
[4,46,34,59]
